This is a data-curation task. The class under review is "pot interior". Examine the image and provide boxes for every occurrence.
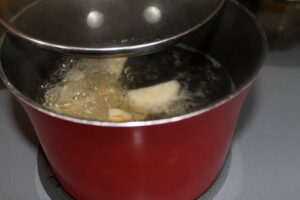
[0,1,266,119]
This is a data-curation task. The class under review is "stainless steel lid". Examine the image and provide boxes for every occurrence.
[0,0,224,56]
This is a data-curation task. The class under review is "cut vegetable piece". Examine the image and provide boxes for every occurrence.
[108,108,133,122]
[64,69,85,82]
[97,57,127,78]
[128,80,181,114]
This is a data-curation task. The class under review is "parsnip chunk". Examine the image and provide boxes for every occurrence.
[64,69,85,82]
[101,57,127,78]
[128,80,180,113]
[108,108,133,122]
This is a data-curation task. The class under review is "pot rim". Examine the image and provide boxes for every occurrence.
[0,0,267,128]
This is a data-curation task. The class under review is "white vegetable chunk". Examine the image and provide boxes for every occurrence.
[128,80,181,114]
[64,69,85,82]
[108,108,133,122]
[101,57,127,78]
[74,57,127,78]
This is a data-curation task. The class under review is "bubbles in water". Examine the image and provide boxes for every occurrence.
[41,45,234,122]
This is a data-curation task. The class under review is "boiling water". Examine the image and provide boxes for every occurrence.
[41,45,234,121]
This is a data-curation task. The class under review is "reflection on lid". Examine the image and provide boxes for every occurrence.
[143,6,162,24]
[87,10,104,29]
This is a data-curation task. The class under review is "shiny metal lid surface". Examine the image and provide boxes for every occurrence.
[0,0,224,56]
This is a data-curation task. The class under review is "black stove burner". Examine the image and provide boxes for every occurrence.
[37,149,74,200]
[37,148,231,200]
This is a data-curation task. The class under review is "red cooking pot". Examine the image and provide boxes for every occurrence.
[0,1,266,200]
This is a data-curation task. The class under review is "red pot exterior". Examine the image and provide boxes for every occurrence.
[20,87,249,200]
